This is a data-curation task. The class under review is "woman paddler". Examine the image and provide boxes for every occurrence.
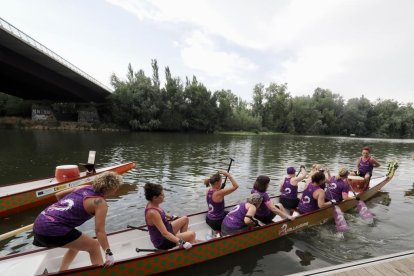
[221,193,263,236]
[279,166,307,209]
[32,172,123,271]
[352,146,380,190]
[144,183,196,250]
[252,175,294,223]
[204,170,239,231]
[325,168,350,203]
[298,171,334,214]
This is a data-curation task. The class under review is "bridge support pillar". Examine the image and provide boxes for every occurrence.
[31,103,56,121]
[78,105,100,123]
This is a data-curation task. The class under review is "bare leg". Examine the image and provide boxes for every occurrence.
[60,234,102,271]
[363,173,371,190]
[171,216,189,234]
[176,231,196,243]
[59,249,79,271]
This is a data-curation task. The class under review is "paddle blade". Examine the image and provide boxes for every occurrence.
[356,200,374,220]
[333,206,349,233]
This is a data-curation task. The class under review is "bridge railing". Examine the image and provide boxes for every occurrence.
[0,17,113,92]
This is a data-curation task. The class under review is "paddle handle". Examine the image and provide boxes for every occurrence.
[221,158,235,189]
[0,223,33,242]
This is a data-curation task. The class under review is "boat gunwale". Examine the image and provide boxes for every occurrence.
[0,162,136,198]
[0,173,393,275]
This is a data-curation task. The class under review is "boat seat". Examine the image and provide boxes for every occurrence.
[2,254,47,276]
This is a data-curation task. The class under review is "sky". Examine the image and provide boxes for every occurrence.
[1,0,413,103]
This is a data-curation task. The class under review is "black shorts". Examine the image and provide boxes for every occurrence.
[206,211,228,231]
[156,238,177,250]
[355,171,372,178]
[280,197,300,209]
[255,212,276,224]
[33,228,82,248]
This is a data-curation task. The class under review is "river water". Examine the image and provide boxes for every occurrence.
[0,130,413,275]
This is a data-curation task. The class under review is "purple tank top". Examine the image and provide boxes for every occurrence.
[325,176,350,202]
[358,157,373,175]
[298,183,321,214]
[251,188,272,218]
[280,177,298,200]
[145,207,173,248]
[33,186,101,236]
[206,189,225,220]
[222,202,248,229]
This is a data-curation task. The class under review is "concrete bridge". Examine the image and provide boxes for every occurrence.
[0,17,111,103]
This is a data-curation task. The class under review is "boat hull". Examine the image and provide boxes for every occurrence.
[0,162,397,276]
[0,162,136,218]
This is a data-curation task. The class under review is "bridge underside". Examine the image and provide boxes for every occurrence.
[0,28,111,103]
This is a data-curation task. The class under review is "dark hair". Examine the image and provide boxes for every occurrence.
[253,175,270,192]
[311,171,326,185]
[204,172,222,187]
[144,182,163,201]
[362,146,371,153]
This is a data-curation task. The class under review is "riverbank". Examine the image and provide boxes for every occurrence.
[0,117,128,131]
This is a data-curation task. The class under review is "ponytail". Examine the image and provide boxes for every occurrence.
[204,172,222,187]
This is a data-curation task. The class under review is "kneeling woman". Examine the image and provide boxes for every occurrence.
[298,171,333,214]
[204,170,239,231]
[252,175,293,223]
[33,172,123,271]
[221,193,263,236]
[144,183,196,250]
[279,166,307,209]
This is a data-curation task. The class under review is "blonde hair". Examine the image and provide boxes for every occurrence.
[93,172,123,195]
[309,164,323,177]
[337,167,349,178]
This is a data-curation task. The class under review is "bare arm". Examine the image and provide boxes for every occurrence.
[243,204,257,225]
[342,192,349,200]
[356,158,360,172]
[371,158,380,168]
[93,198,111,252]
[148,210,180,244]
[213,171,239,199]
[316,190,332,209]
[265,200,288,219]
[291,168,307,185]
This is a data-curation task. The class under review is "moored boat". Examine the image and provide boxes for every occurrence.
[0,162,136,218]
[0,161,398,276]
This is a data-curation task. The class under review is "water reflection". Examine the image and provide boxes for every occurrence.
[1,131,414,275]
[295,250,316,266]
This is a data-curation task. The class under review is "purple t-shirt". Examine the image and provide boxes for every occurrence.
[325,176,349,202]
[222,202,248,229]
[251,188,271,218]
[33,186,101,236]
[298,183,321,214]
[206,189,225,220]
[280,177,298,200]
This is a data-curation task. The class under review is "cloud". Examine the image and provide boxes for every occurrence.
[180,30,257,85]
[106,0,414,102]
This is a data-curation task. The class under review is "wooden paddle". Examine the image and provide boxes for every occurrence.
[0,223,33,242]
[220,158,235,189]
[325,185,349,233]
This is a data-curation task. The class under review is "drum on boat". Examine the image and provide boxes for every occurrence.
[55,165,80,182]
[348,175,365,192]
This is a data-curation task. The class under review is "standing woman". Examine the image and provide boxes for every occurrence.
[144,183,196,250]
[252,175,294,223]
[354,146,380,190]
[325,168,350,203]
[298,171,333,214]
[204,170,239,231]
[33,172,123,271]
[221,193,263,236]
[279,166,307,209]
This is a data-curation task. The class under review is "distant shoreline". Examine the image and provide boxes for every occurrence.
[0,117,128,132]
